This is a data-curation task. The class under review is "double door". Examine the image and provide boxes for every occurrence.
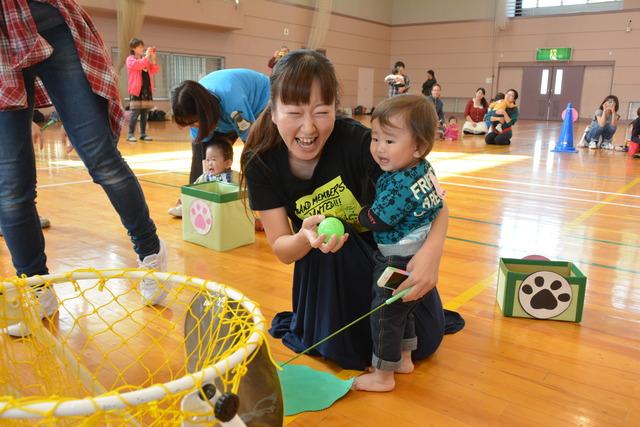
[519,66,584,121]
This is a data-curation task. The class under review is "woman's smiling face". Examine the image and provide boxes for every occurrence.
[271,80,336,164]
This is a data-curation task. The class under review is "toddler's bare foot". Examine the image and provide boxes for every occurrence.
[352,370,395,392]
[396,357,414,374]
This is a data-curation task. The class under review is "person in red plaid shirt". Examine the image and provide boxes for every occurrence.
[0,0,169,336]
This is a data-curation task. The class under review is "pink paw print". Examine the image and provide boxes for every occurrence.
[189,200,212,235]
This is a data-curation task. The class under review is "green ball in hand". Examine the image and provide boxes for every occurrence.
[317,217,345,243]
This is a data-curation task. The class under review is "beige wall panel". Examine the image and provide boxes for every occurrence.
[496,67,523,96]
[580,66,614,119]
[392,0,495,24]
[84,1,640,111]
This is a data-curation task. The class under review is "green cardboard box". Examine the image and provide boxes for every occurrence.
[181,181,255,251]
[496,258,586,322]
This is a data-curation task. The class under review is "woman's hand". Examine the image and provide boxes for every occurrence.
[60,125,73,153]
[32,122,73,152]
[499,109,512,124]
[300,214,349,254]
[396,247,442,301]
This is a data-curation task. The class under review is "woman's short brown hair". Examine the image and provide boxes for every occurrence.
[372,95,438,158]
[129,38,144,55]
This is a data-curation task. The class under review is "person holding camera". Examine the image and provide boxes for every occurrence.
[268,45,290,72]
[586,95,620,150]
[126,38,159,142]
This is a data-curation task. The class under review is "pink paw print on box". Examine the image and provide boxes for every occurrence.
[189,200,212,235]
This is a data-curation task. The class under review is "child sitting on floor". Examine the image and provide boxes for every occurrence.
[628,107,640,158]
[443,116,459,141]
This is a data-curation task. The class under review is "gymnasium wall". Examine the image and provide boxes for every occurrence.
[280,0,394,25]
[392,7,640,119]
[81,0,391,111]
[79,0,639,119]
[392,0,496,24]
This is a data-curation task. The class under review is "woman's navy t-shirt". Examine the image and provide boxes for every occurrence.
[245,117,380,232]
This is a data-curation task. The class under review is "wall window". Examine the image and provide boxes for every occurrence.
[112,49,224,100]
[540,69,549,95]
[553,69,563,95]
[513,0,622,16]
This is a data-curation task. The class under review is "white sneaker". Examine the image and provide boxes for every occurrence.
[138,239,169,306]
[5,287,59,337]
[577,135,588,148]
[601,140,613,150]
[168,204,182,218]
[588,140,598,149]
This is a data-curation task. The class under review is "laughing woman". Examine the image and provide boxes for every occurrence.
[241,50,463,370]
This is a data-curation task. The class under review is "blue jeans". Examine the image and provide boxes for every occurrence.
[587,123,616,143]
[370,253,420,371]
[0,22,159,277]
[128,109,149,137]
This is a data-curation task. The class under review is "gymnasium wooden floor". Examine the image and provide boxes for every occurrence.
[1,118,639,426]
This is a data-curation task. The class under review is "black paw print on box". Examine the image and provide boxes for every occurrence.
[518,271,573,319]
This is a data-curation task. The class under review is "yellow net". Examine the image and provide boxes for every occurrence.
[0,269,269,426]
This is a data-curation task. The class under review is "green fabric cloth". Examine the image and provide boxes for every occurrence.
[278,364,353,416]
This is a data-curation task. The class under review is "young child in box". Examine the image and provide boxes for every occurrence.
[354,94,446,392]
[196,138,239,184]
[443,116,459,141]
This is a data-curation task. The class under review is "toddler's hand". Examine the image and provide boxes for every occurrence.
[61,126,73,153]
[32,122,43,150]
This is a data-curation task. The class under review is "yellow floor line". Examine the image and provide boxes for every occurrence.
[563,176,640,232]
[444,273,497,311]
[284,415,298,425]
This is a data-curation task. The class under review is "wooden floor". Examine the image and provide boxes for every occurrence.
[1,118,639,426]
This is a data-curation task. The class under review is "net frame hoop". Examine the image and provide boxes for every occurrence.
[0,269,266,419]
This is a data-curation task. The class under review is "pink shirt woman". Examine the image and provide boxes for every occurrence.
[126,38,159,142]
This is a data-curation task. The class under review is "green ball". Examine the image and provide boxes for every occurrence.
[317,217,345,243]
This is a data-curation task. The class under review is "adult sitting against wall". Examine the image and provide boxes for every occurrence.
[462,87,489,135]
[585,95,620,150]
[485,89,519,146]
[427,83,445,138]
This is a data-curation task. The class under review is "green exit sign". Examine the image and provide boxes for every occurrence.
[536,48,572,61]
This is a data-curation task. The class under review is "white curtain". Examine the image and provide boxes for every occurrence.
[307,0,333,50]
[117,0,147,72]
